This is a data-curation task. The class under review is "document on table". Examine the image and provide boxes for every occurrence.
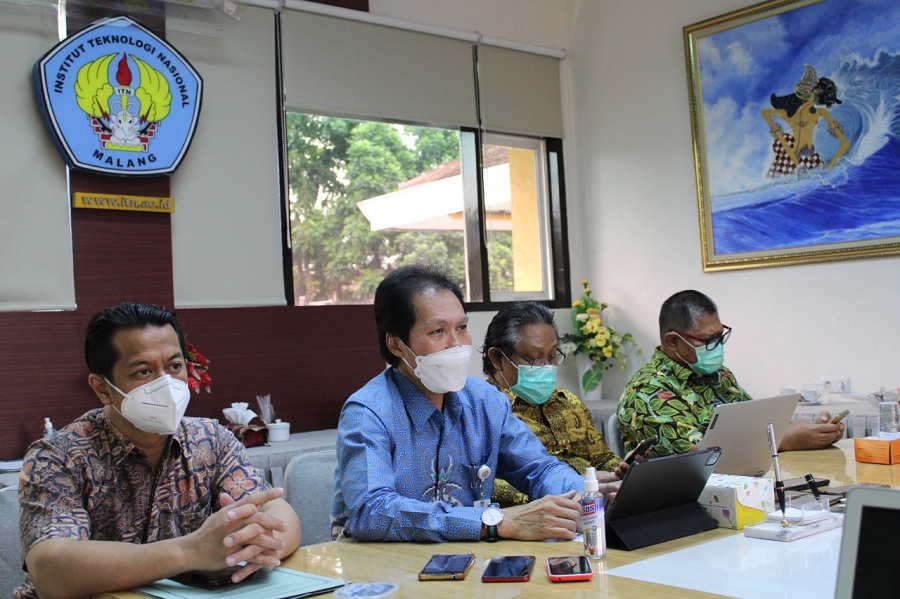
[608,528,843,599]
[135,568,344,599]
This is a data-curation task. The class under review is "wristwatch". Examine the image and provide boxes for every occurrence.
[481,502,503,542]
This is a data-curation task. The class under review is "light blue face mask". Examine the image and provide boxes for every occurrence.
[676,334,725,375]
[508,363,558,405]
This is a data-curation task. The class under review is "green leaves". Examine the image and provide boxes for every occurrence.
[581,363,604,392]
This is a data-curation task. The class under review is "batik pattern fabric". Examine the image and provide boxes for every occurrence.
[15,409,268,599]
[487,377,621,507]
[331,367,584,542]
[616,347,752,457]
[767,132,824,176]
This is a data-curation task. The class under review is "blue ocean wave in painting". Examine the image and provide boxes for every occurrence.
[712,50,900,255]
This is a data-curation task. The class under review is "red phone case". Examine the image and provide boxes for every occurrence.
[481,556,535,583]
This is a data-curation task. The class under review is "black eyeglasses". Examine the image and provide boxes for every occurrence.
[507,348,567,369]
[677,325,732,350]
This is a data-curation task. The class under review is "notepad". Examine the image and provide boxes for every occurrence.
[136,567,344,599]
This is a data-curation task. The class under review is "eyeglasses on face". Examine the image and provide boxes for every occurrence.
[677,325,732,350]
[507,348,567,369]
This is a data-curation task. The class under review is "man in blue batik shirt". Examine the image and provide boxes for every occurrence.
[331,265,619,542]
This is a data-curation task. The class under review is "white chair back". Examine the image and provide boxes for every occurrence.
[606,413,626,458]
[283,449,338,546]
[0,486,22,596]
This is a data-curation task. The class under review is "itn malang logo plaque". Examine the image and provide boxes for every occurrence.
[34,16,202,176]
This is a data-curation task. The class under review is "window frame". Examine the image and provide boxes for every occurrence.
[278,115,572,310]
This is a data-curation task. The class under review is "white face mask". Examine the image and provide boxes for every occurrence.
[105,374,191,435]
[402,343,473,394]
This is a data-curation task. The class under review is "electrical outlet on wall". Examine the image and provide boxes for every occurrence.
[821,377,851,394]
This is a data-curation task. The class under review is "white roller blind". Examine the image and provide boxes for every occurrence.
[169,5,286,307]
[281,10,478,127]
[478,45,564,138]
[0,5,75,312]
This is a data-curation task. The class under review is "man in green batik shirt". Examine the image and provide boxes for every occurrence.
[617,290,844,458]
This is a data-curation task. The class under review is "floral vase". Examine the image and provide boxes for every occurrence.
[576,353,604,403]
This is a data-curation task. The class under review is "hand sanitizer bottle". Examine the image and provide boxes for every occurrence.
[581,466,606,559]
[43,417,56,438]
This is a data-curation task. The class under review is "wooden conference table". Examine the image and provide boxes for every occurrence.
[102,439,898,599]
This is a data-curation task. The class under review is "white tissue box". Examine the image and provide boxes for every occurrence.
[698,474,774,529]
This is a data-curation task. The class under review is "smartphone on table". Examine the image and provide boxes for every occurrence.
[625,434,658,464]
[481,555,536,582]
[547,556,594,582]
[171,565,254,588]
[418,554,475,581]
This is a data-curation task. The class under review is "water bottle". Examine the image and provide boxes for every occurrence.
[581,466,606,560]
[43,417,56,438]
[877,397,899,435]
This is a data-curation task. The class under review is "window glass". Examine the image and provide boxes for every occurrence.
[285,113,564,306]
[482,134,552,300]
[286,113,465,304]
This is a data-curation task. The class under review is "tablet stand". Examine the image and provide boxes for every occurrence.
[606,502,718,551]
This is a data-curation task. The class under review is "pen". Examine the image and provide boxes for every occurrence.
[767,422,788,527]
[805,473,822,499]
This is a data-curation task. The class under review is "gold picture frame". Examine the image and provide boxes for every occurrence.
[683,0,900,271]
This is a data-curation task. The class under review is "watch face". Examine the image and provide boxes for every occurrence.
[482,507,503,526]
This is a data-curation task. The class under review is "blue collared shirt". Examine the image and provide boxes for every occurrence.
[331,367,584,542]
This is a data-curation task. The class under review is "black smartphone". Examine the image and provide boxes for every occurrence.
[418,554,475,581]
[625,435,658,464]
[481,556,536,583]
[171,565,255,588]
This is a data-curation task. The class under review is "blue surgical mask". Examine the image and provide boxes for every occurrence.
[677,334,725,375]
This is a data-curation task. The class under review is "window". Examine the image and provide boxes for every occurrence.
[285,113,568,307]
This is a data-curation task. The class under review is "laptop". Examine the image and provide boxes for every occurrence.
[834,487,900,598]
[697,393,800,476]
[605,447,721,550]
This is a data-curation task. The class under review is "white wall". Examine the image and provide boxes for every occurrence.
[567,0,900,400]
[375,0,900,401]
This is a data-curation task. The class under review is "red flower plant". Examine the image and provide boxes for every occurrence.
[185,341,212,394]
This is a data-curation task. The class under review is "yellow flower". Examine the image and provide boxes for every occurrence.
[562,276,642,376]
[595,326,610,344]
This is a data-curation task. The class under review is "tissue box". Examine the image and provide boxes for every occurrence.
[854,436,900,464]
[698,474,774,529]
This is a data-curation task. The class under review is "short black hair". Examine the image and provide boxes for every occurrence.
[481,302,557,376]
[658,290,718,340]
[84,302,187,381]
[374,265,465,366]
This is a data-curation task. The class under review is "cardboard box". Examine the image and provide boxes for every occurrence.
[698,474,774,530]
[853,436,900,464]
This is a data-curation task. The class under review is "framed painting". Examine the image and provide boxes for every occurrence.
[684,0,900,271]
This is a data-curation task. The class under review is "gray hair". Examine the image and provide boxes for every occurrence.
[481,302,557,375]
